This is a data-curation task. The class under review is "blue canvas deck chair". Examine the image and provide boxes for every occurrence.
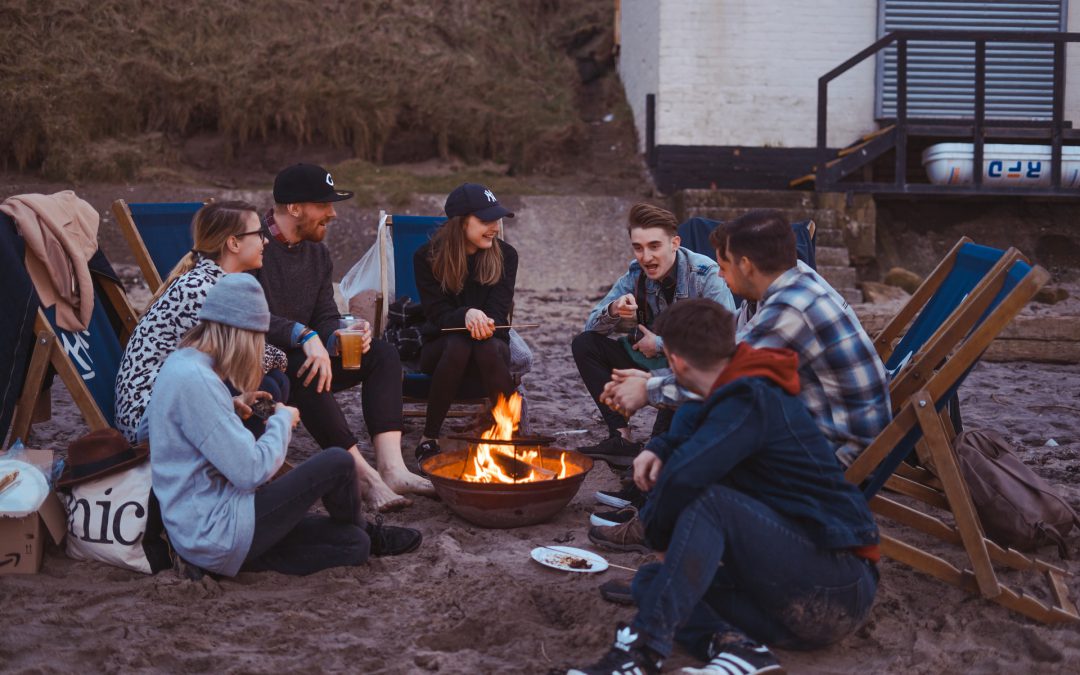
[844,254,1077,624]
[4,215,137,446]
[376,212,528,422]
[111,199,205,293]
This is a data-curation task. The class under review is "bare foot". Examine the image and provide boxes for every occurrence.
[357,471,412,512]
[382,468,436,497]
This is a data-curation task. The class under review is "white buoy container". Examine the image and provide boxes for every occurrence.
[922,142,1080,189]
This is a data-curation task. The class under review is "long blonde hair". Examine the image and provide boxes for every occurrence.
[148,200,259,306]
[428,215,504,295]
[179,320,264,393]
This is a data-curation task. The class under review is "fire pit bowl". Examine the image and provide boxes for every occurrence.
[422,446,594,529]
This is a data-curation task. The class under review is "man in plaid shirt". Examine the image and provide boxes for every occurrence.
[604,210,890,467]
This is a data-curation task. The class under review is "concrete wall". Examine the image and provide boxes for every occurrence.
[617,0,660,153]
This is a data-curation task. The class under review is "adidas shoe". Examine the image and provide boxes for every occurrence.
[414,438,441,476]
[681,640,784,674]
[590,506,638,528]
[595,483,645,509]
[567,622,663,675]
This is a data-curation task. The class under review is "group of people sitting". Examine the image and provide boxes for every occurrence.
[112,160,893,674]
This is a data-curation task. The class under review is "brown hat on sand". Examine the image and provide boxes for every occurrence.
[57,429,149,488]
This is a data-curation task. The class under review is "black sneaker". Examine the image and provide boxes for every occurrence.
[578,435,641,469]
[366,516,422,557]
[681,637,784,674]
[588,517,649,554]
[567,623,663,675]
[415,439,441,475]
[598,579,634,606]
[590,506,638,528]
[595,482,645,509]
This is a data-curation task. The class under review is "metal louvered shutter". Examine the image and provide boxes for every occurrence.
[876,0,1067,120]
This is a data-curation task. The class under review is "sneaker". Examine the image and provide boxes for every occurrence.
[588,516,649,554]
[681,639,784,675]
[590,506,638,528]
[366,516,422,557]
[567,622,663,675]
[414,438,441,475]
[595,483,645,509]
[578,434,642,469]
[598,579,634,606]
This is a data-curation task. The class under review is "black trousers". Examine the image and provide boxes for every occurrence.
[284,338,404,449]
[571,331,673,436]
[419,333,515,438]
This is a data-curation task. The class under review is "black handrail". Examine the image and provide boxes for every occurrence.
[816,30,1080,194]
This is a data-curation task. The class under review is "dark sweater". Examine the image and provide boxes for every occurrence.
[251,218,341,349]
[413,239,518,343]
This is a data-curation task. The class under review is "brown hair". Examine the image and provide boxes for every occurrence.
[179,320,264,393]
[148,200,259,307]
[427,215,504,295]
[627,203,679,237]
[709,209,796,274]
[653,299,736,369]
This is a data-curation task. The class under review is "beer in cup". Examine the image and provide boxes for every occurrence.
[339,315,364,370]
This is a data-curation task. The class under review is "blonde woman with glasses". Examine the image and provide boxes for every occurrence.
[114,201,289,442]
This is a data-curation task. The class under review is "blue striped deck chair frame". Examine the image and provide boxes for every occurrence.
[843,256,1076,624]
[7,249,138,446]
[112,199,204,293]
[379,213,500,407]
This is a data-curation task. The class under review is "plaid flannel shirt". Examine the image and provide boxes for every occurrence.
[648,265,891,465]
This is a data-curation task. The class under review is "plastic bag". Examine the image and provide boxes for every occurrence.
[341,211,394,329]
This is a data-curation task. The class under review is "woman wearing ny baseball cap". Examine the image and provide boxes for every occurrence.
[412,183,520,465]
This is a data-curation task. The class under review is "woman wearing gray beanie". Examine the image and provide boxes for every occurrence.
[145,273,421,577]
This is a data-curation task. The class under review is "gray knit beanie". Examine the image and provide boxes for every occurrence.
[198,274,270,332]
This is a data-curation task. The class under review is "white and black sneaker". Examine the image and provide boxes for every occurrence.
[590,506,639,528]
[595,483,645,509]
[568,623,663,675]
[681,640,784,674]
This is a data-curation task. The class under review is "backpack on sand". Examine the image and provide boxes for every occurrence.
[950,429,1080,558]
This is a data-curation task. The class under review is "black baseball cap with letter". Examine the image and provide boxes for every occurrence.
[273,163,354,204]
[444,183,514,221]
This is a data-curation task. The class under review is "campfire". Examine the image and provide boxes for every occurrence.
[421,393,594,528]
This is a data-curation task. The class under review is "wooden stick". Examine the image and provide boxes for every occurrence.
[0,470,20,496]
[441,324,539,332]
[539,545,638,573]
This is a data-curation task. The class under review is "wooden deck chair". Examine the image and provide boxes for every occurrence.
[6,250,138,447]
[376,212,519,419]
[111,200,204,294]
[845,256,1078,624]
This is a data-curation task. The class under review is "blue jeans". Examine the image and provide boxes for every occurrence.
[242,447,370,575]
[632,484,877,658]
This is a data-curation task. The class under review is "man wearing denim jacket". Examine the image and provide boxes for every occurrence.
[571,203,734,469]
[570,300,879,675]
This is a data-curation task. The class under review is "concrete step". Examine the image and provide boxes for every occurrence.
[814,227,845,247]
[839,287,864,305]
[678,189,818,211]
[816,245,850,267]
[818,264,857,290]
[683,206,840,230]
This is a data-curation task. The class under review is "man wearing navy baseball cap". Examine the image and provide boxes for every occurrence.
[250,163,433,512]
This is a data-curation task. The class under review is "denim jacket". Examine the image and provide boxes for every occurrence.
[639,375,879,553]
[583,248,735,352]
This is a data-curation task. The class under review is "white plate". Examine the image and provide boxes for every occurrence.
[530,545,609,573]
[0,459,49,518]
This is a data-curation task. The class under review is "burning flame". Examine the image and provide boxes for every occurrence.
[462,393,569,483]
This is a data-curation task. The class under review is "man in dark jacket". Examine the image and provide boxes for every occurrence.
[570,300,879,675]
[252,163,433,512]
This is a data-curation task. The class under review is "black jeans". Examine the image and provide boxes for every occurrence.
[242,447,369,575]
[571,331,673,436]
[419,334,515,438]
[284,338,404,449]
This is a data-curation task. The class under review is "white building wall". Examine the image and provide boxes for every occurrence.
[655,0,879,149]
[617,0,660,153]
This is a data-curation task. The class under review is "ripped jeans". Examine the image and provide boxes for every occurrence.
[631,484,878,659]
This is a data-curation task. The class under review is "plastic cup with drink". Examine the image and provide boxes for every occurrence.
[338,314,365,370]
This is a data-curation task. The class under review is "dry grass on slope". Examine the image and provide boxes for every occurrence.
[0,0,612,181]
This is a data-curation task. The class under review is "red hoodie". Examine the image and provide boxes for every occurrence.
[707,342,882,564]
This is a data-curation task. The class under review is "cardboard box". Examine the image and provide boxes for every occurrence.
[0,449,67,575]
